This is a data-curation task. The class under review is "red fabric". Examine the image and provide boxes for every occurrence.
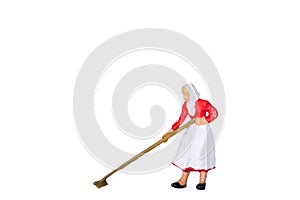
[171,99,218,130]
[171,102,188,130]
[172,162,215,172]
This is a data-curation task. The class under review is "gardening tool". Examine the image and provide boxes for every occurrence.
[93,118,196,189]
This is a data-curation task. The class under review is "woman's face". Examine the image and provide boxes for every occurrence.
[183,91,190,102]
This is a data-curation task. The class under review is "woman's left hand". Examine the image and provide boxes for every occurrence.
[196,117,208,126]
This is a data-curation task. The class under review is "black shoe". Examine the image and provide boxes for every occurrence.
[196,183,206,190]
[171,182,187,188]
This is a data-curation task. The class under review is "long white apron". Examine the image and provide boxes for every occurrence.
[172,123,215,172]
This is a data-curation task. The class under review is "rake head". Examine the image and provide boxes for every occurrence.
[93,178,108,189]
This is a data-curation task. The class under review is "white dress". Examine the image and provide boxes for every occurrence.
[172,123,216,172]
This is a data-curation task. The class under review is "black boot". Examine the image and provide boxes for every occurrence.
[171,182,187,189]
[196,183,206,190]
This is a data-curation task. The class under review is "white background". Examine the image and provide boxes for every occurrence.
[1,0,300,199]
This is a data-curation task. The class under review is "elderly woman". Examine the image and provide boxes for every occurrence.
[164,83,218,190]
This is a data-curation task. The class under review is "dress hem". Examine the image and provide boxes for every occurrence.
[172,162,215,172]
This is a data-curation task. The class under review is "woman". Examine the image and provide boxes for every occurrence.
[164,83,218,190]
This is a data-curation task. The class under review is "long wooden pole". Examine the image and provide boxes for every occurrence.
[93,118,196,189]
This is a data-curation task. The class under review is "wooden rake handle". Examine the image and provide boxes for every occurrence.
[93,118,196,189]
